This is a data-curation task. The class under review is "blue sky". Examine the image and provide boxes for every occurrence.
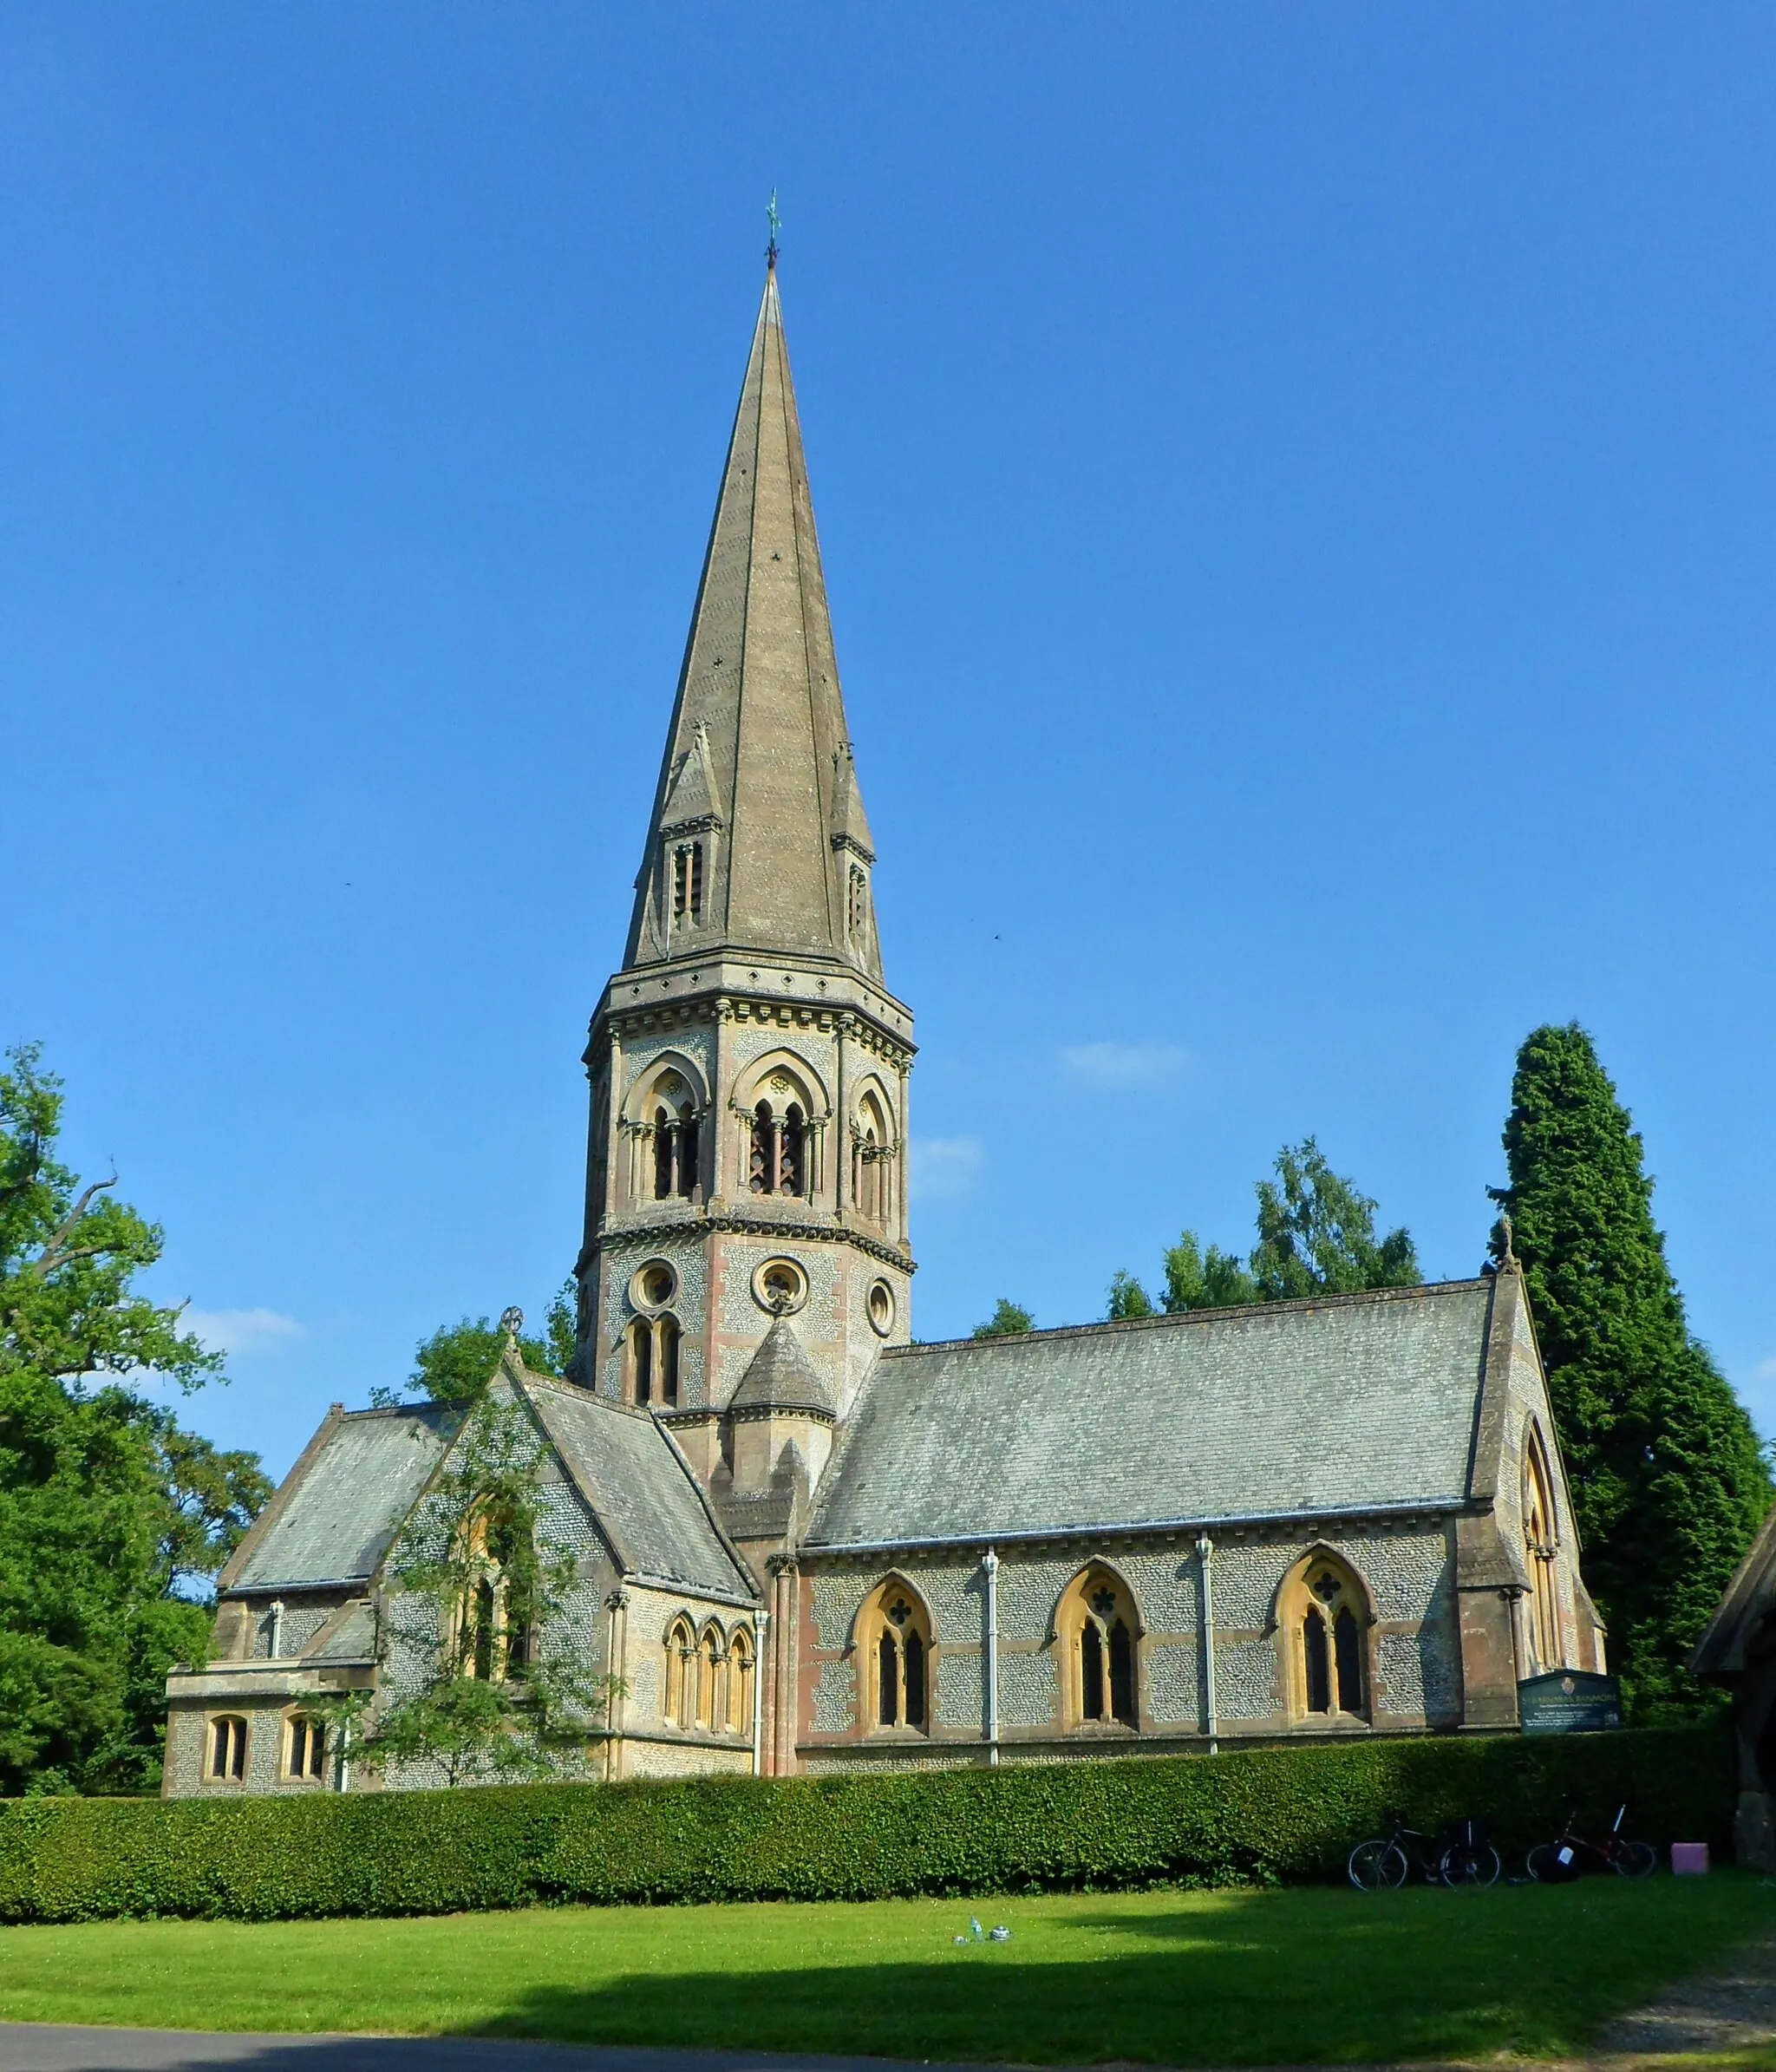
[5,6,1774,1480]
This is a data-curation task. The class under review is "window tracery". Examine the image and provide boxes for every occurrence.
[749,1100,806,1197]
[1285,1555,1368,1721]
[1061,1566,1139,1728]
[861,1580,930,1733]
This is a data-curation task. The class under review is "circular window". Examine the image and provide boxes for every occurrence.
[751,1256,808,1316]
[630,1260,677,1311]
[866,1278,896,1337]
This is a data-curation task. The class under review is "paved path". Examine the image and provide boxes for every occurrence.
[0,2040,991,2072]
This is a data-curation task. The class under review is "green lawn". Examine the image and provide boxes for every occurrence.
[0,1877,1768,2064]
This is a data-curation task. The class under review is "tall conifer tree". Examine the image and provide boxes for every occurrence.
[1493,1023,1770,1716]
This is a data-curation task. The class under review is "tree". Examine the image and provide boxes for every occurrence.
[384,1282,578,1409]
[972,1299,1035,1340]
[0,1043,271,1792]
[1112,1139,1419,1319]
[362,1395,610,1786]
[1492,1023,1771,1718]
[1105,1271,1155,1320]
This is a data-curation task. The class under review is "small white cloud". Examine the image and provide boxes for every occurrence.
[908,1136,982,1202]
[1058,1041,1192,1090]
[185,1308,306,1357]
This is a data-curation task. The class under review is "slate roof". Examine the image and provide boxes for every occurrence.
[231,1404,461,1590]
[521,1376,754,1602]
[806,1280,1497,1551]
[729,1315,834,1416]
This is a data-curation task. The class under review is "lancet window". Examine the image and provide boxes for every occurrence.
[1061,1567,1138,1729]
[851,1090,892,1226]
[671,840,704,925]
[696,1624,722,1730]
[749,1101,806,1198]
[863,1581,930,1733]
[846,862,869,944]
[1524,1427,1561,1672]
[284,1713,326,1782]
[1291,1556,1368,1720]
[628,1315,680,1409]
[727,1626,754,1734]
[664,1615,696,1729]
[651,1102,701,1200]
[457,1502,536,1685]
[206,1715,247,1781]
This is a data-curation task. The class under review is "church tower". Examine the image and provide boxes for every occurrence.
[573,258,914,1513]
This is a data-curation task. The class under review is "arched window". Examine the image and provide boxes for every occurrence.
[284,1713,326,1782]
[207,1715,247,1781]
[664,1615,696,1729]
[629,1314,680,1408]
[862,1580,931,1733]
[748,1101,806,1198]
[696,1624,722,1730]
[454,1503,534,1684]
[727,1626,754,1734]
[651,1100,702,1200]
[1061,1566,1139,1728]
[671,840,704,925]
[852,1091,891,1226]
[1288,1555,1368,1721]
[1524,1427,1561,1672]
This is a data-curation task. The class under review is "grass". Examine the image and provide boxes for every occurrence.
[0,1877,1768,2064]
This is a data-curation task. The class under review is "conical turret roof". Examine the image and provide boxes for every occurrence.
[624,265,882,980]
[728,1313,834,1417]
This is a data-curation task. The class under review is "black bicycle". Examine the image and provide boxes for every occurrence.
[1526,1802,1655,1882]
[1348,1815,1501,1891]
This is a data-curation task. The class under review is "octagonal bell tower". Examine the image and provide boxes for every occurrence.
[572,254,915,1472]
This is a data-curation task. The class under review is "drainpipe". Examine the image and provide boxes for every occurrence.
[603,1588,629,1784]
[268,1598,284,1660]
[336,1721,350,1794]
[1196,1536,1218,1754]
[983,1547,1000,1766]
[752,1606,770,1777]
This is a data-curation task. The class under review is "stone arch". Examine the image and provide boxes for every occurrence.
[735,1049,830,1201]
[622,1049,711,1205]
[850,1074,897,1226]
[853,1572,934,1735]
[1522,1420,1563,1672]
[1054,1561,1143,1729]
[1275,1546,1373,1724]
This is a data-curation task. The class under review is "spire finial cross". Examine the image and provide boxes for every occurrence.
[766,189,781,270]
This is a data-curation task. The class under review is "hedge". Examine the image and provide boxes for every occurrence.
[0,1722,1735,1924]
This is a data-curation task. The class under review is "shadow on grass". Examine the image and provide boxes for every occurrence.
[474,1881,1770,2068]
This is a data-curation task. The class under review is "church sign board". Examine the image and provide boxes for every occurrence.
[1518,1670,1623,1735]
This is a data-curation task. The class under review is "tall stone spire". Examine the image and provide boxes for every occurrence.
[624,263,882,982]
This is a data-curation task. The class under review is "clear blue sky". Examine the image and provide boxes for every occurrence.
[6,6,1774,1481]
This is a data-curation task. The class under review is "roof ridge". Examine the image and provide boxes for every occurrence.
[887,1277,1492,1359]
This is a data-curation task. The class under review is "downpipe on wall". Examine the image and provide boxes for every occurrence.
[1196,1533,1218,1754]
[983,1547,1000,1766]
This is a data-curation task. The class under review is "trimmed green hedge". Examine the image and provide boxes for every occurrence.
[0,1722,1734,1923]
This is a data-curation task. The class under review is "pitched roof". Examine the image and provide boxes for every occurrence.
[623,262,881,980]
[729,1314,834,1417]
[519,1375,754,1602]
[806,1280,1497,1552]
[230,1404,461,1591]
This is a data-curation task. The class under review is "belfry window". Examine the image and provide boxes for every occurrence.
[846,863,869,944]
[1064,1568,1138,1728]
[652,1102,701,1200]
[671,841,704,924]
[1294,1558,1368,1719]
[749,1101,806,1198]
[865,1583,930,1733]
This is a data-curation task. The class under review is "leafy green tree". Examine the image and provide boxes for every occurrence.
[1160,1232,1258,1313]
[364,1396,610,1785]
[1105,1271,1155,1320]
[0,1043,271,1792]
[972,1298,1035,1339]
[386,1282,578,1409]
[1116,1139,1419,1318]
[1492,1023,1771,1718]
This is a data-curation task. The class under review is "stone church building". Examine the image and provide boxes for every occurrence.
[163,260,1606,1796]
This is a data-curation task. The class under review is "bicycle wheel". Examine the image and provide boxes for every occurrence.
[1611,1840,1657,1879]
[1440,1842,1502,1889]
[1348,1840,1408,1890]
[1526,1842,1579,1883]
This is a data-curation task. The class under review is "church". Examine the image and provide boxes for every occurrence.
[162,258,1607,1797]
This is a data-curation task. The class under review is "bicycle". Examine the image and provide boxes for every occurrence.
[1525,1802,1656,1882]
[1348,1815,1502,1890]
